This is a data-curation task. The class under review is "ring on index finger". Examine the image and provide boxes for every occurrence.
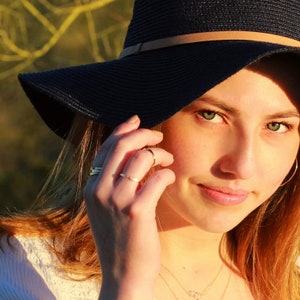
[145,148,156,167]
[90,166,103,176]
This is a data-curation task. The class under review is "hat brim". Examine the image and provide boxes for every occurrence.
[18,40,299,138]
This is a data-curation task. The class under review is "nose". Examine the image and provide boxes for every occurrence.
[218,133,257,180]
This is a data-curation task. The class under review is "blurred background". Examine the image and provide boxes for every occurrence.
[0,0,134,212]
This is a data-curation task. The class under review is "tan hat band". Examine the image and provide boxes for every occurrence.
[120,31,300,58]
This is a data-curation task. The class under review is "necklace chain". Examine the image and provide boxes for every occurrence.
[160,263,231,300]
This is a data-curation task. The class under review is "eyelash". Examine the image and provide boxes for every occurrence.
[196,109,224,122]
[266,121,293,132]
[196,110,294,132]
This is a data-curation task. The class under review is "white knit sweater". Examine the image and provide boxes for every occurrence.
[0,236,100,299]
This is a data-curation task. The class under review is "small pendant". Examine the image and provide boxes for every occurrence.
[188,290,204,300]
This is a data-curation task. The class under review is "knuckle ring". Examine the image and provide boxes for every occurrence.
[146,148,156,167]
[120,173,140,183]
[90,166,103,176]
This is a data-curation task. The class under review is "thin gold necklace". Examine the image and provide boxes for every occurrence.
[160,263,231,300]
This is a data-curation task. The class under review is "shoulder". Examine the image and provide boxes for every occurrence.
[0,235,56,299]
[0,235,100,300]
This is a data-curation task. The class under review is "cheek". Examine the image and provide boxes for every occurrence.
[262,143,299,195]
[162,130,212,175]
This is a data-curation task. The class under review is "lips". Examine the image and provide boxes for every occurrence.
[199,184,250,206]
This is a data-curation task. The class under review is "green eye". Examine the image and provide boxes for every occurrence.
[197,110,224,123]
[267,122,281,131]
[267,122,290,133]
[202,111,217,120]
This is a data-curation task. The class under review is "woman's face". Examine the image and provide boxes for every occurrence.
[159,60,300,233]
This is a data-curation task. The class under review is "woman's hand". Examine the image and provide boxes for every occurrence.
[83,115,175,300]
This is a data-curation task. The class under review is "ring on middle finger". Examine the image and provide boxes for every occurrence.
[120,173,140,183]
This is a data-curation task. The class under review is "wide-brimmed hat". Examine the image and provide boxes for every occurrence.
[19,0,300,138]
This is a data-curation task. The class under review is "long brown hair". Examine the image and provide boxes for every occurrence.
[0,116,109,279]
[227,160,300,299]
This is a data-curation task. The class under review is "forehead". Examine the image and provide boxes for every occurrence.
[180,54,300,118]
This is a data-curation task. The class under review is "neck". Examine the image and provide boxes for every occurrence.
[155,203,253,300]
[158,225,224,270]
[156,197,225,269]
[156,226,233,300]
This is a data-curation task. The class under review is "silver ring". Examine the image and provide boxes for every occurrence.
[120,173,140,183]
[145,148,156,167]
[90,167,103,176]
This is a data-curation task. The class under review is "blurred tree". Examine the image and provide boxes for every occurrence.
[0,0,134,212]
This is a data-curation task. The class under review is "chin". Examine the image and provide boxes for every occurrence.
[192,212,249,234]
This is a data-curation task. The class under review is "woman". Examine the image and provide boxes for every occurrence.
[1,0,300,299]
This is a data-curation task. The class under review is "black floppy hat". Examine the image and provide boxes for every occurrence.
[19,0,300,138]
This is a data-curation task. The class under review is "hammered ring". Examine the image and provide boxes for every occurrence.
[120,173,140,183]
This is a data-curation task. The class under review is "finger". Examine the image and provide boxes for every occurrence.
[92,115,141,169]
[92,116,163,181]
[110,148,174,209]
[99,128,164,188]
[85,116,142,201]
[117,147,173,190]
[86,115,144,188]
[130,169,176,220]
[87,120,164,206]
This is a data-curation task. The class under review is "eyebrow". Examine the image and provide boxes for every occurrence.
[195,96,237,114]
[196,96,300,119]
[265,111,300,119]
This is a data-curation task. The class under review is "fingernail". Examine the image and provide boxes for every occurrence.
[153,130,163,137]
[127,115,139,123]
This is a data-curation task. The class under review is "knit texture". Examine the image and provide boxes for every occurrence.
[124,0,300,47]
[0,236,99,300]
